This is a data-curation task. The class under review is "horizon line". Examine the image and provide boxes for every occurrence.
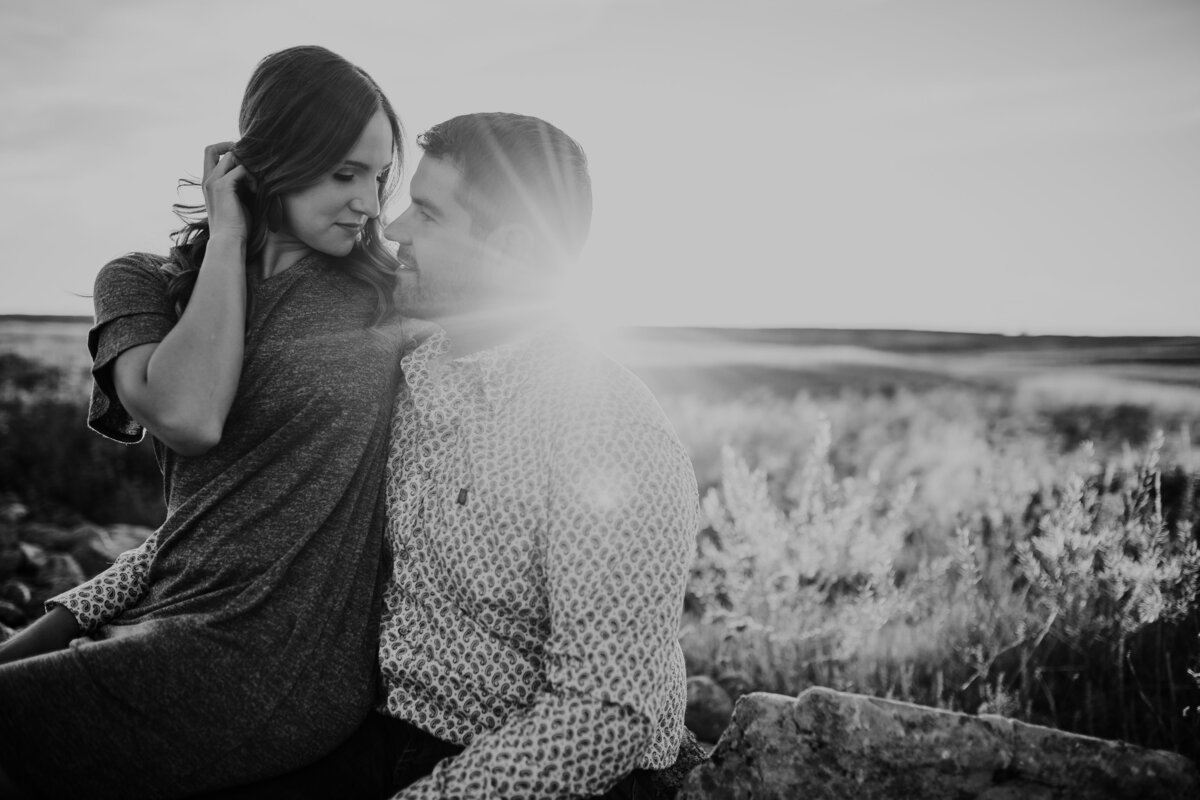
[3,313,1198,341]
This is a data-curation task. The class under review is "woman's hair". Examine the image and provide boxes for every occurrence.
[167,45,404,325]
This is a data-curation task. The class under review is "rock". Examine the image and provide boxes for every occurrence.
[18,521,87,552]
[103,524,153,558]
[715,670,754,704]
[72,539,117,579]
[687,675,736,744]
[0,598,26,628]
[27,553,86,613]
[0,502,27,524]
[17,541,48,573]
[0,517,19,579]
[679,688,1200,800]
[57,523,117,578]
[0,579,32,607]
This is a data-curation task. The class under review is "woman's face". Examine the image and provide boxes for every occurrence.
[279,108,393,257]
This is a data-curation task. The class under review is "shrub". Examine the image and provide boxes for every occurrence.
[683,409,1200,760]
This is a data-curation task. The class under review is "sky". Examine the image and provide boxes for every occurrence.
[1,0,1198,334]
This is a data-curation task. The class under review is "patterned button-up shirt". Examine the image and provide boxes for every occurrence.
[50,322,701,800]
[379,324,699,799]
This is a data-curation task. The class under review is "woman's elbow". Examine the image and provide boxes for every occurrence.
[152,414,224,456]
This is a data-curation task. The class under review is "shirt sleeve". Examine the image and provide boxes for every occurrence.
[393,417,700,800]
[44,528,161,633]
[87,254,177,443]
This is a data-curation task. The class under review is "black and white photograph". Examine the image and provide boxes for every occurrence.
[1,1,1198,797]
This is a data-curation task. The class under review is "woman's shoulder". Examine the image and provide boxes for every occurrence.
[98,251,172,277]
[95,251,173,290]
[93,252,178,319]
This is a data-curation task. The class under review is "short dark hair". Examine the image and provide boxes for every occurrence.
[417,113,592,264]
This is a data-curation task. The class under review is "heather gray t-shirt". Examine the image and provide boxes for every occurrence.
[0,251,405,798]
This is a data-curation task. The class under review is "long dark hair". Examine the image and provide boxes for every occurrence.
[167,45,403,325]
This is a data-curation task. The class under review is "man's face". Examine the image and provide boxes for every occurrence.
[385,155,503,321]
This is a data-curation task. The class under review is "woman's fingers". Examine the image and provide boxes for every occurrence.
[204,153,241,191]
[202,141,237,181]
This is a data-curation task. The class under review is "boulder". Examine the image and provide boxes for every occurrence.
[104,524,153,557]
[18,521,88,552]
[72,538,117,578]
[687,676,736,744]
[715,670,754,704]
[0,518,19,579]
[0,598,26,628]
[0,579,32,607]
[679,688,1200,800]
[17,541,48,573]
[28,552,86,612]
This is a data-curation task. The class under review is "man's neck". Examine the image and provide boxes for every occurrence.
[435,305,558,359]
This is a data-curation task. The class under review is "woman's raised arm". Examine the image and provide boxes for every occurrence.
[112,144,251,456]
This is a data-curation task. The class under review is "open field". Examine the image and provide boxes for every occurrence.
[7,316,1199,401]
[3,316,1200,760]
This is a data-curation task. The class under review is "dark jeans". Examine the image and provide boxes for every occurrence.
[193,713,676,800]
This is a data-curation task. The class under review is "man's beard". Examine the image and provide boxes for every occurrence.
[395,269,483,321]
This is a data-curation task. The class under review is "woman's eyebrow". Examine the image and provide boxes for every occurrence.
[342,159,388,172]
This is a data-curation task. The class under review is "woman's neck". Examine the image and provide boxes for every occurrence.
[257,233,314,279]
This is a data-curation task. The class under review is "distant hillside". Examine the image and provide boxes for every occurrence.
[0,314,92,324]
[5,316,1200,400]
[623,326,1200,359]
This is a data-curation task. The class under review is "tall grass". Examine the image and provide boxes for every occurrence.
[4,343,1199,758]
[674,387,1200,759]
[0,353,164,526]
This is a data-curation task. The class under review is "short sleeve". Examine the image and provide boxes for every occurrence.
[87,253,177,443]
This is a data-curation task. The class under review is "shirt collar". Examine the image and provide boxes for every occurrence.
[401,320,568,417]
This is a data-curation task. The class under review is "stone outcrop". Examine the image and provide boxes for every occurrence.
[0,501,152,636]
[680,688,1200,800]
[686,675,736,743]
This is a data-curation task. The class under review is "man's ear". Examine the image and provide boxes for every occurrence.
[485,223,537,269]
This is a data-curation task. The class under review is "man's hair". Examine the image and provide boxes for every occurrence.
[417,113,592,265]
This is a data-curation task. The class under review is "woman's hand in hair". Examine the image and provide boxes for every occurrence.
[202,142,252,245]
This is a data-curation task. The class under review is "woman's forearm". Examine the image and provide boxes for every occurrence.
[117,235,248,453]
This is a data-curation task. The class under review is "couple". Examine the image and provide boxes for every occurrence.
[0,46,702,799]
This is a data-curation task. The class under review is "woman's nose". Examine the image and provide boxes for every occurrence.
[351,188,381,219]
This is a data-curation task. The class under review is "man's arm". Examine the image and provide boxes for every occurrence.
[394,420,700,800]
[0,529,160,665]
[47,530,160,632]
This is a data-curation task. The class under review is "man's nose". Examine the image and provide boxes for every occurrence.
[383,207,417,242]
[383,215,408,243]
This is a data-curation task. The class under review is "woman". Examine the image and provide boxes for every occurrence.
[0,45,406,798]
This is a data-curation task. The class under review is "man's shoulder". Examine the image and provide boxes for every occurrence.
[519,332,681,442]
[533,334,659,405]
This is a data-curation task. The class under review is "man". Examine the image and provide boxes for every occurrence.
[360,112,704,798]
[42,113,705,799]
